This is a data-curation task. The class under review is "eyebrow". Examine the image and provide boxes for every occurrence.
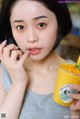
[13,15,48,23]
[13,20,24,23]
[33,15,48,20]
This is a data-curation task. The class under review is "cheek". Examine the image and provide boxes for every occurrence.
[45,39,56,51]
[11,28,18,40]
[11,29,24,44]
[12,30,21,41]
[42,28,57,49]
[12,30,24,48]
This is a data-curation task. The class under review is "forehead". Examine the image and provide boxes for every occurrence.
[10,0,55,20]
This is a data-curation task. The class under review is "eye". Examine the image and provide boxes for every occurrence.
[16,25,24,30]
[37,23,47,29]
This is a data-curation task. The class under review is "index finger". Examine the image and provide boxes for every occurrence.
[0,40,7,59]
[18,51,29,65]
[70,84,80,92]
[0,40,7,51]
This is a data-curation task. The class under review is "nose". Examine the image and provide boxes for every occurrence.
[27,28,39,43]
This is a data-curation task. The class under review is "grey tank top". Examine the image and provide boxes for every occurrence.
[1,63,70,119]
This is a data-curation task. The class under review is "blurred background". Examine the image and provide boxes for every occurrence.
[56,3,80,62]
[0,1,80,62]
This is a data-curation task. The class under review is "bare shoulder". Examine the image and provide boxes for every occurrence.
[0,63,7,106]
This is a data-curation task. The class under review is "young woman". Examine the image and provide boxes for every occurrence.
[0,0,80,119]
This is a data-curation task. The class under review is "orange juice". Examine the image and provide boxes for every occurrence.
[53,61,80,106]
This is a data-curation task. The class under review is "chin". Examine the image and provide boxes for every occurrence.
[29,54,46,61]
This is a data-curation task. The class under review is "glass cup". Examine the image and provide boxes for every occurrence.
[53,61,80,106]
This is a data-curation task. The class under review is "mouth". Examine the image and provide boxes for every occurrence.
[27,47,42,55]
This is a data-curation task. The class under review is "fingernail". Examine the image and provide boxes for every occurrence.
[25,50,29,53]
[2,40,7,44]
[27,50,30,53]
[24,50,30,56]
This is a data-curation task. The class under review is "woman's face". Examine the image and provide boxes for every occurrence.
[10,0,58,61]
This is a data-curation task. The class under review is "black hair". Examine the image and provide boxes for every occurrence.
[0,0,72,49]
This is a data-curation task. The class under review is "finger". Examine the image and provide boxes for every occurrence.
[70,84,80,92]
[70,100,80,111]
[3,44,19,59]
[70,100,78,111]
[19,51,29,65]
[10,50,23,61]
[0,40,7,59]
[0,40,7,48]
[68,93,80,100]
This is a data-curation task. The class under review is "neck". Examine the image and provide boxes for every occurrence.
[24,51,62,72]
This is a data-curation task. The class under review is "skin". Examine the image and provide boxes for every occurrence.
[10,0,58,61]
[10,0,61,93]
[10,1,80,111]
[0,0,80,117]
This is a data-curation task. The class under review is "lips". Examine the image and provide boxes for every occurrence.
[27,48,42,55]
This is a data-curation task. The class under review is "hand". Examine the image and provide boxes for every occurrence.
[68,84,80,111]
[0,40,29,85]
